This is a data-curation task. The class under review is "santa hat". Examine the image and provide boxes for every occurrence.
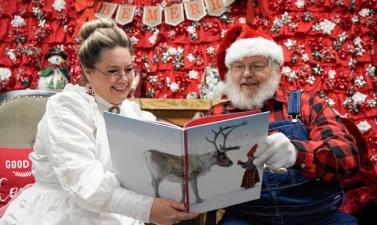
[216,24,284,80]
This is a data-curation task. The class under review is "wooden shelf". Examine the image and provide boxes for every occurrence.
[132,98,227,126]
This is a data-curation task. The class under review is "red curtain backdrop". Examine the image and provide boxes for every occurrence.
[0,0,376,213]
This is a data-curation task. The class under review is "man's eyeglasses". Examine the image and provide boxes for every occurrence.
[94,67,135,81]
[231,60,270,74]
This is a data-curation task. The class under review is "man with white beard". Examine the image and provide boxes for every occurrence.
[208,24,360,225]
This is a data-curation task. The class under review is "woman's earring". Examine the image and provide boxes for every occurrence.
[86,84,94,96]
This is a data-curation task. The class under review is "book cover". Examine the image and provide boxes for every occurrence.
[104,111,269,213]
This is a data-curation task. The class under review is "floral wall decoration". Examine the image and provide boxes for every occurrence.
[0,0,376,213]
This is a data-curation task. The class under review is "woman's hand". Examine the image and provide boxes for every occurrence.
[149,198,199,225]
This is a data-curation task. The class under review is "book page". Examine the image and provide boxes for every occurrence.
[184,111,269,213]
[104,112,186,203]
[184,110,259,128]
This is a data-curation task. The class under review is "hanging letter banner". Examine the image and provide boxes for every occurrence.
[95,2,118,19]
[184,0,207,21]
[115,4,135,25]
[93,0,236,27]
[143,6,163,27]
[205,0,226,16]
[164,3,184,26]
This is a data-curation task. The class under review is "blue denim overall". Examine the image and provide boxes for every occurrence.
[219,91,357,225]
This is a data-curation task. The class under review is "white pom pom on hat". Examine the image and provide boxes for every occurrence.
[216,24,284,80]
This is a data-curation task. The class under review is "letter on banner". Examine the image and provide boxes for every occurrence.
[184,0,206,21]
[165,3,184,26]
[116,4,136,25]
[205,0,226,16]
[223,0,236,7]
[95,2,118,19]
[143,6,163,27]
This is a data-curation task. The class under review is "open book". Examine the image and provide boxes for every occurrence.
[104,111,270,213]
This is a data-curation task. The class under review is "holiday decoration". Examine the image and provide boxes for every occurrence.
[37,47,70,91]
[0,0,376,215]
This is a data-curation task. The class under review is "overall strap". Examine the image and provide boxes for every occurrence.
[288,90,302,122]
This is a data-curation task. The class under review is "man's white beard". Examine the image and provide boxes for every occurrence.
[223,70,280,110]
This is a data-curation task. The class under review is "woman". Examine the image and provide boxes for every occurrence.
[0,19,198,225]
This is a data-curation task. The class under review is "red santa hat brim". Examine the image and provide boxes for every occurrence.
[216,24,284,80]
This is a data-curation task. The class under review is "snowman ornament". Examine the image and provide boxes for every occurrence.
[38,47,70,91]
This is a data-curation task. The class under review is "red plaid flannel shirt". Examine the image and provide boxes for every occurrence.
[208,89,360,180]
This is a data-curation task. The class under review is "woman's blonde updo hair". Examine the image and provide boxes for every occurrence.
[78,18,131,69]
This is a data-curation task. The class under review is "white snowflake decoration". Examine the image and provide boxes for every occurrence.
[282,66,297,82]
[301,53,309,62]
[282,66,292,74]
[352,15,359,23]
[284,39,296,51]
[0,67,11,81]
[339,32,348,42]
[353,37,365,56]
[354,76,366,88]
[354,37,362,46]
[238,17,246,23]
[169,82,179,92]
[313,19,336,35]
[188,70,199,79]
[206,46,215,55]
[130,36,139,45]
[367,99,376,107]
[320,19,336,34]
[5,49,17,61]
[357,120,371,134]
[366,64,375,77]
[359,8,371,17]
[186,26,196,34]
[186,53,195,63]
[281,12,291,24]
[286,72,297,82]
[326,97,336,107]
[11,15,26,27]
[348,58,357,69]
[351,91,367,105]
[306,76,316,85]
[295,0,305,8]
[176,47,184,55]
[53,0,66,12]
[328,70,336,79]
[38,19,46,28]
[148,75,158,83]
[148,30,159,45]
[167,47,177,55]
[162,51,172,63]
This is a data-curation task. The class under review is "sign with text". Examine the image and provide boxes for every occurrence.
[93,1,236,27]
[143,6,163,27]
[115,4,136,25]
[164,3,185,26]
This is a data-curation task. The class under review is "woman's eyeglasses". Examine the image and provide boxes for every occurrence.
[94,67,135,81]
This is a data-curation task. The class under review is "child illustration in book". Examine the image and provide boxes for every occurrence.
[237,144,260,189]
[143,121,248,204]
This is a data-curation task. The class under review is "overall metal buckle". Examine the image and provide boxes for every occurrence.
[289,114,301,123]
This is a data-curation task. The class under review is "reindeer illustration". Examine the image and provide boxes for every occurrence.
[143,121,247,203]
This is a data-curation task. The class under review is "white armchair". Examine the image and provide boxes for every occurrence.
[0,89,56,148]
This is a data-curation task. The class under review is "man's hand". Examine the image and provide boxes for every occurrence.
[253,132,298,172]
[149,198,198,225]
